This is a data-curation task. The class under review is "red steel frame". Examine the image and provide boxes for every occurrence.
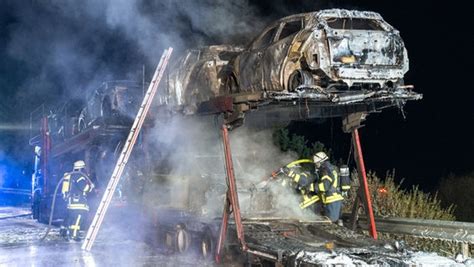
[352,128,377,239]
[215,125,247,263]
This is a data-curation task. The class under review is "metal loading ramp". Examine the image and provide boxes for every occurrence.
[227,220,412,265]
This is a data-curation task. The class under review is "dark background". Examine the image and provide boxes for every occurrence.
[0,0,472,191]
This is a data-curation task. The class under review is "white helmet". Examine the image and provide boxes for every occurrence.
[313,152,328,164]
[73,160,86,170]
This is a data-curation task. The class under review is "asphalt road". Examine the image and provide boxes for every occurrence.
[0,207,216,267]
[1,206,471,266]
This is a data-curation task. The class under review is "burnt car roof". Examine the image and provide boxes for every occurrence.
[315,9,383,19]
[278,9,384,22]
[264,9,387,31]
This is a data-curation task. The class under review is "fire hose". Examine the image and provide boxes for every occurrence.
[39,177,64,242]
[255,169,285,189]
[256,159,313,189]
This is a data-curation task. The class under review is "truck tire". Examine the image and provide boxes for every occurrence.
[175,224,190,253]
[200,229,214,260]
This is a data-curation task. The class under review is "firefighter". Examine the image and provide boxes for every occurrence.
[280,159,321,211]
[60,160,94,241]
[313,152,344,223]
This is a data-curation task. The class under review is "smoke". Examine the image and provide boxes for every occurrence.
[230,126,320,220]
[1,0,271,193]
[138,116,320,221]
[3,0,270,109]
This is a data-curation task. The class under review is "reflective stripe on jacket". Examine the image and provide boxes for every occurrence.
[288,171,313,189]
[299,193,320,209]
[67,203,89,211]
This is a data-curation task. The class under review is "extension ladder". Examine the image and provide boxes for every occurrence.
[82,48,173,251]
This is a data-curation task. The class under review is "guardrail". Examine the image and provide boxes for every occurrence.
[0,188,32,206]
[351,216,474,257]
[354,216,474,244]
[0,187,31,196]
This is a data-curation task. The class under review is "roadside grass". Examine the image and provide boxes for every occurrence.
[343,171,456,221]
[343,171,472,257]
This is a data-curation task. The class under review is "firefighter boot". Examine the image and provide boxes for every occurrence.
[60,227,70,241]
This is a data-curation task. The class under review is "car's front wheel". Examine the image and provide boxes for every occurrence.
[288,70,314,92]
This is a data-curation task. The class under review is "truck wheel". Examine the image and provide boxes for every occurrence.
[200,230,214,260]
[175,224,190,253]
[32,191,41,220]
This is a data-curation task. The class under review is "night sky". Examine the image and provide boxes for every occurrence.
[0,0,472,191]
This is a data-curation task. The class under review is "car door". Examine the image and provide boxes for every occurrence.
[237,25,278,92]
[262,18,304,91]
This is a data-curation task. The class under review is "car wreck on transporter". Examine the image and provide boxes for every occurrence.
[161,9,421,127]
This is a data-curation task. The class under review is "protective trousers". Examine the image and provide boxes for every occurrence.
[323,200,342,223]
[64,201,89,240]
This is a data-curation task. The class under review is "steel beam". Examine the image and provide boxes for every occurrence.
[352,128,377,239]
[215,124,247,263]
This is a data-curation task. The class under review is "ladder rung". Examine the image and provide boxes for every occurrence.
[83,47,173,251]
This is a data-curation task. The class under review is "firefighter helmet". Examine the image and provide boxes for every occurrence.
[73,160,86,170]
[313,152,328,164]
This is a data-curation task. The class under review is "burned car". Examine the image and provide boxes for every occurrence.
[45,99,85,141]
[160,45,244,115]
[226,9,419,103]
[78,80,144,131]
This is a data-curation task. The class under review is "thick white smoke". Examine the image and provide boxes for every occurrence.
[230,126,321,220]
[141,116,321,221]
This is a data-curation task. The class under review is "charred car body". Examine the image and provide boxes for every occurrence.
[163,9,421,125]
[160,45,243,114]
[79,80,144,130]
[230,9,411,95]
[37,80,143,145]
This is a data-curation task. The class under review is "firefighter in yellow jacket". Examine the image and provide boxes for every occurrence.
[313,152,344,223]
[280,159,321,211]
[60,160,94,241]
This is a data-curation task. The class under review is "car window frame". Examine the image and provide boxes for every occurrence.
[250,24,279,51]
[274,17,304,42]
[324,17,385,31]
